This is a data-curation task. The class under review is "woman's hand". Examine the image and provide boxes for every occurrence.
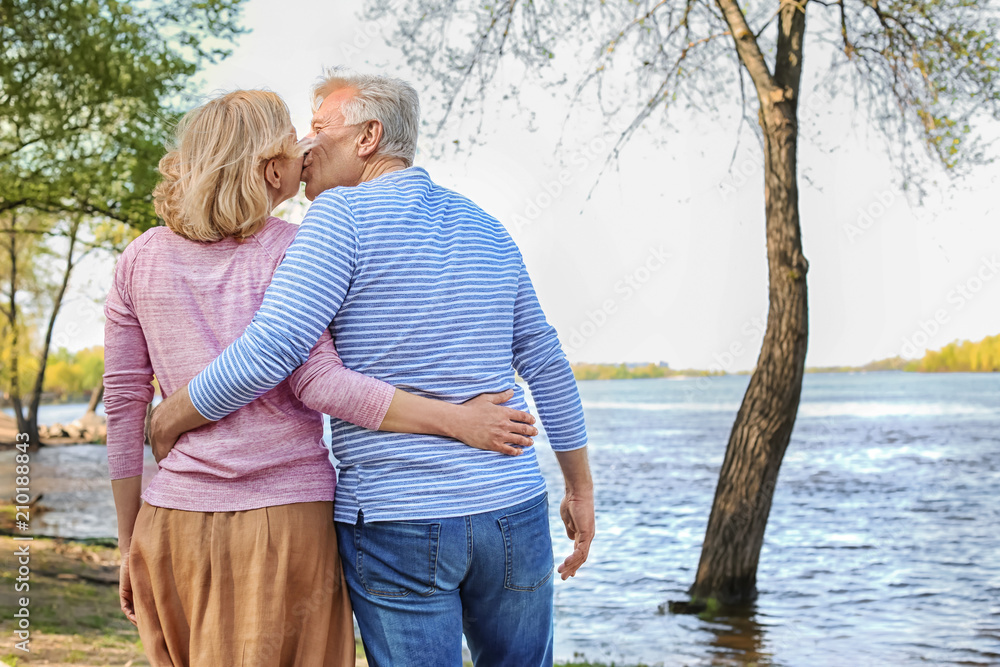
[452,389,538,456]
[119,550,138,626]
[111,477,142,626]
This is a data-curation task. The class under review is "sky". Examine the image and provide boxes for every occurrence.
[57,0,1000,371]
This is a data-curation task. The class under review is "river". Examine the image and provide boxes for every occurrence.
[3,372,999,666]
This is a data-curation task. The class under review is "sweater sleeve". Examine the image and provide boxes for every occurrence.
[189,191,359,420]
[103,245,155,479]
[511,261,588,451]
[288,329,395,430]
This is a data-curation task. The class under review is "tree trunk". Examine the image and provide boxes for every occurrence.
[3,210,39,447]
[691,0,809,606]
[26,218,80,447]
[85,381,104,415]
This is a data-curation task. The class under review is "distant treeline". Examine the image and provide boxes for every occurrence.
[574,333,1000,380]
[571,363,722,381]
[805,357,912,373]
[810,334,1000,373]
[912,333,1000,372]
[14,334,1000,399]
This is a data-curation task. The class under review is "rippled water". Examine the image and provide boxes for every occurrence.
[3,373,999,665]
[532,373,1000,666]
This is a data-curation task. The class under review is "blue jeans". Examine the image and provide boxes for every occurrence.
[336,493,555,667]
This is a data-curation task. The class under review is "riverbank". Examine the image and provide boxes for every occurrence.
[0,413,106,448]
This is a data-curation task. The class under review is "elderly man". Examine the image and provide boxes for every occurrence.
[151,69,594,667]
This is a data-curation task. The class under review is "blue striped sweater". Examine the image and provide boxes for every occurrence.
[189,167,588,522]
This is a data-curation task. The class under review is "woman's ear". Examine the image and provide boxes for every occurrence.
[264,158,281,190]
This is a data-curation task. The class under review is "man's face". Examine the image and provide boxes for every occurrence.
[301,87,364,200]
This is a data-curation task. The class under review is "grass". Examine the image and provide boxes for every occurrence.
[0,535,148,666]
[0,503,19,530]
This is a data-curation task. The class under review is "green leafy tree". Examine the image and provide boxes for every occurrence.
[1,0,246,445]
[44,346,106,396]
[367,0,1000,605]
[918,334,1000,372]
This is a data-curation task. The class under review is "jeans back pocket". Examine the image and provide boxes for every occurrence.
[498,496,554,592]
[356,519,441,598]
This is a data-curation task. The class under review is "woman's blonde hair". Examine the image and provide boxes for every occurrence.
[154,90,303,242]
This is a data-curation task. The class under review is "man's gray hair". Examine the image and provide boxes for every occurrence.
[313,67,420,166]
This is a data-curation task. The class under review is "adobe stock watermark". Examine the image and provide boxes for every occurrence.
[899,253,1000,356]
[842,188,900,244]
[706,307,768,374]
[245,565,343,664]
[719,93,830,201]
[51,297,104,351]
[719,154,760,202]
[341,1,408,59]
[681,307,768,399]
[509,137,610,234]
[563,245,671,354]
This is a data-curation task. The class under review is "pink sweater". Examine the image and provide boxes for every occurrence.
[103,218,396,512]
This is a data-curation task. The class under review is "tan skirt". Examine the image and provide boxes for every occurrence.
[129,501,355,667]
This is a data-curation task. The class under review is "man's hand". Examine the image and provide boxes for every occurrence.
[557,488,595,580]
[554,446,595,580]
[147,385,212,463]
[119,550,137,626]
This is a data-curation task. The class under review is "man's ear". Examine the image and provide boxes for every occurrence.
[357,120,383,159]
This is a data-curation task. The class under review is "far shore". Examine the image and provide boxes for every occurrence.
[569,362,997,381]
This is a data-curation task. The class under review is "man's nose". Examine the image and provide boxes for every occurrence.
[300,138,316,161]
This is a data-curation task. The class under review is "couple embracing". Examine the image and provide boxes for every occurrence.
[104,69,595,667]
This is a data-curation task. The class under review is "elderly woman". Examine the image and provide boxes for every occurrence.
[103,90,536,666]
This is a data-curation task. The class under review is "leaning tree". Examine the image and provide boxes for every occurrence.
[365,0,1000,604]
